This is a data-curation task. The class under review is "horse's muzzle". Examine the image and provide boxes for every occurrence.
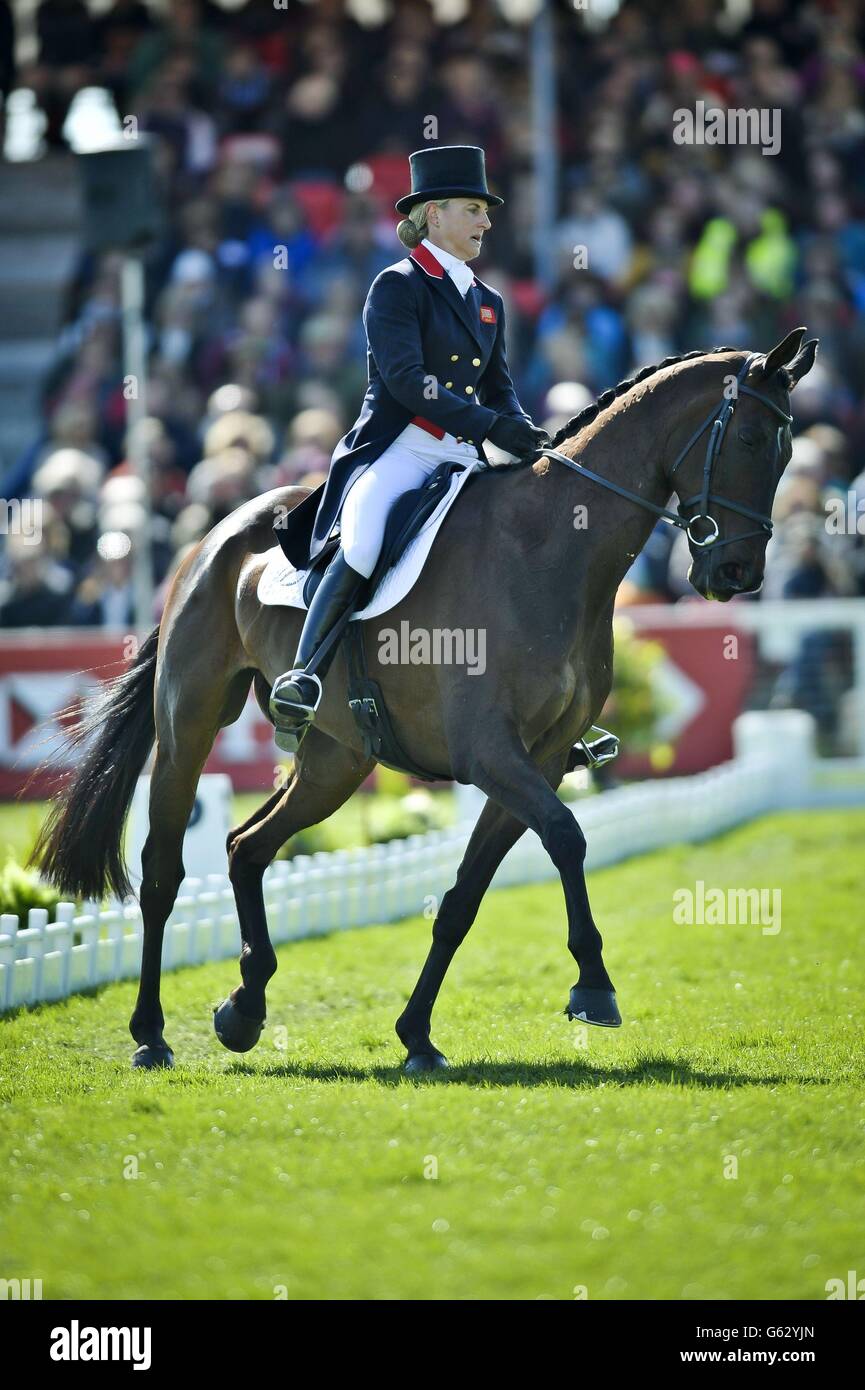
[689,553,764,602]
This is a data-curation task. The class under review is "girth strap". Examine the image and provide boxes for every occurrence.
[344,622,449,782]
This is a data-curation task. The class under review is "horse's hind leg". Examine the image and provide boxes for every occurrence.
[131,741,212,1068]
[130,669,252,1070]
[214,728,374,1053]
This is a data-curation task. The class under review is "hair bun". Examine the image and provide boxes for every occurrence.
[396,218,422,248]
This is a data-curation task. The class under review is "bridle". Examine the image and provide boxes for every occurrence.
[537,353,794,550]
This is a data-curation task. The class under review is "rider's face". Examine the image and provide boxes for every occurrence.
[426,197,492,262]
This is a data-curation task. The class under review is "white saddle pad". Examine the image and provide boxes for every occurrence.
[258,458,481,618]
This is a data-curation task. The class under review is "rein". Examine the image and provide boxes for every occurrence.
[538,354,793,550]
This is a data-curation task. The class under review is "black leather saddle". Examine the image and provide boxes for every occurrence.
[301,458,473,608]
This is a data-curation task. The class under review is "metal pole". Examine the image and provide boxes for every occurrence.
[529,0,559,292]
[120,254,153,635]
[853,617,865,757]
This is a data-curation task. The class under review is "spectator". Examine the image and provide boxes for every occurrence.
[68,529,135,628]
[0,531,75,627]
[31,448,103,571]
[6,0,865,628]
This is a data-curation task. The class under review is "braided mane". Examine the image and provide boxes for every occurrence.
[548,346,741,450]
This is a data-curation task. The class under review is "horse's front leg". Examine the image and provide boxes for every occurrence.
[396,797,528,1074]
[396,748,570,1074]
[463,725,619,1029]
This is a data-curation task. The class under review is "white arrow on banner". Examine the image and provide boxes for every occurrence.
[650,656,707,742]
[0,672,102,769]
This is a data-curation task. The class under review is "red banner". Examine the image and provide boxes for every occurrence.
[615,617,756,777]
[0,620,756,799]
[0,631,281,799]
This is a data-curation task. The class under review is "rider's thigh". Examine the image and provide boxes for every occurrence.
[340,444,434,577]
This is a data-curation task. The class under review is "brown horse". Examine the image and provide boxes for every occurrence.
[32,329,817,1073]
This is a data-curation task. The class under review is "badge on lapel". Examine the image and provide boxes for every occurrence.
[479,305,496,324]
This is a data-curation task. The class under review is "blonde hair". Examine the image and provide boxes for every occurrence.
[396,198,450,249]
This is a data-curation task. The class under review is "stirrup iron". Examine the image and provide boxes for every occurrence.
[577,725,620,768]
[270,670,323,754]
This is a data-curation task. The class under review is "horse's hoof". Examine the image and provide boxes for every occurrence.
[131,1043,175,1070]
[565,986,622,1028]
[213,997,265,1053]
[404,1050,449,1077]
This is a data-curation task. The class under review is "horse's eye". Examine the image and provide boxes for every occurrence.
[738,427,758,448]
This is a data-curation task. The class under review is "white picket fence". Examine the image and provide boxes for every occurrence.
[1,711,862,1015]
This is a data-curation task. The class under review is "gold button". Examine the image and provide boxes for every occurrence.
[445,381,453,388]
[464,386,472,394]
[467,438,474,444]
[472,357,481,366]
[456,436,463,442]
[451,354,459,361]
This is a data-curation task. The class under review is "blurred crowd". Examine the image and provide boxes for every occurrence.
[2,0,865,630]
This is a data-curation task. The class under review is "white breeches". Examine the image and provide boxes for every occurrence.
[339,423,479,578]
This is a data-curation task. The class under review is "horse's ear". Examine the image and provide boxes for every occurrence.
[787,337,819,390]
[756,327,806,379]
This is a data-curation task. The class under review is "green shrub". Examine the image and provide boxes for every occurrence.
[367,791,451,844]
[601,618,673,754]
[274,788,454,858]
[557,620,674,799]
[277,824,334,860]
[0,858,68,922]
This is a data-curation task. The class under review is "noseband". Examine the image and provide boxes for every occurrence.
[538,353,793,550]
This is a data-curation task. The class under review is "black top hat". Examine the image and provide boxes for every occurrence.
[395,145,503,216]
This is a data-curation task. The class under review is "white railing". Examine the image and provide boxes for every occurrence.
[1,711,863,1015]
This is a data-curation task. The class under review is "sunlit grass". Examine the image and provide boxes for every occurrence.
[1,809,863,1300]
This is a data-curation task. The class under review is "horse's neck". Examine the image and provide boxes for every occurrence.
[509,385,674,596]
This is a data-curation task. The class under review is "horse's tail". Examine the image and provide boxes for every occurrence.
[29,626,160,902]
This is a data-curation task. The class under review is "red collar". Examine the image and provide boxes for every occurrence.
[410,242,477,288]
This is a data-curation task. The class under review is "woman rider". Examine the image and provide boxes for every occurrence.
[269,144,550,751]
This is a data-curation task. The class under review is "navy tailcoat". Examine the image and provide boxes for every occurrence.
[274,241,531,569]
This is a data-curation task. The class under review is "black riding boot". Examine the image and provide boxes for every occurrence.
[269,550,367,753]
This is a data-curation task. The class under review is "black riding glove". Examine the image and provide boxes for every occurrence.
[486,415,550,460]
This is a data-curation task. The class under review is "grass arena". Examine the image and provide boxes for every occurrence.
[2,808,862,1302]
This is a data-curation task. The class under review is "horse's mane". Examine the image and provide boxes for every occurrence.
[548,345,742,451]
